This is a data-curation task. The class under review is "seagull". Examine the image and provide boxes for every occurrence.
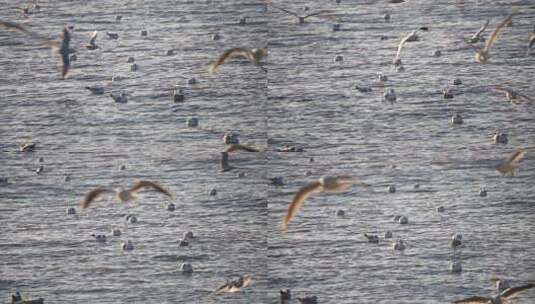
[280,289,292,302]
[213,275,252,294]
[110,92,128,103]
[270,4,326,24]
[453,283,535,303]
[492,279,512,292]
[297,296,318,304]
[491,86,534,104]
[528,26,535,56]
[393,30,419,66]
[281,175,369,231]
[106,32,119,39]
[0,21,72,78]
[496,147,535,176]
[224,144,259,153]
[209,47,268,74]
[19,142,36,152]
[85,86,104,95]
[468,20,489,43]
[467,11,517,63]
[86,31,99,50]
[79,181,174,209]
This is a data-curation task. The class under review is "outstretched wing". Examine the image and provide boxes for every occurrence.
[303,11,326,19]
[80,186,112,209]
[89,30,98,45]
[281,181,323,231]
[225,144,259,153]
[496,149,525,175]
[128,181,174,199]
[471,19,489,40]
[394,31,414,62]
[209,48,250,73]
[484,10,517,53]
[453,296,492,303]
[501,283,535,298]
[60,27,71,78]
[271,5,299,18]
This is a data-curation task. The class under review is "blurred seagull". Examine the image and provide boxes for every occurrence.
[209,47,268,73]
[468,10,517,63]
[393,30,419,66]
[224,144,259,153]
[491,86,533,104]
[496,147,535,176]
[86,31,98,50]
[0,21,72,78]
[281,175,369,231]
[79,181,174,209]
[453,283,535,303]
[213,275,252,294]
[468,20,489,43]
[270,4,326,24]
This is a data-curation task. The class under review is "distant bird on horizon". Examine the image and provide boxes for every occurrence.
[85,31,99,50]
[213,275,252,294]
[79,181,174,209]
[270,4,327,24]
[467,10,517,63]
[453,282,535,303]
[0,21,72,78]
[496,147,535,176]
[209,47,267,73]
[281,175,370,231]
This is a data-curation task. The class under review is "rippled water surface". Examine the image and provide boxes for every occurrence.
[1,0,535,303]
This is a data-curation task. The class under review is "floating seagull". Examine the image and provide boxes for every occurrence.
[121,240,134,251]
[364,233,379,243]
[468,20,489,43]
[468,11,517,63]
[491,86,533,104]
[493,132,508,144]
[86,31,98,50]
[280,289,292,302]
[496,147,535,176]
[11,292,44,304]
[224,144,259,153]
[0,21,72,78]
[79,181,174,209]
[209,47,268,73]
[492,278,512,292]
[270,4,326,24]
[281,175,369,231]
[110,92,128,103]
[392,239,406,250]
[453,283,535,303]
[106,32,119,39]
[213,275,252,294]
[85,86,104,95]
[450,233,463,248]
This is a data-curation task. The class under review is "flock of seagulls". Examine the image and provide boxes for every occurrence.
[2,0,535,303]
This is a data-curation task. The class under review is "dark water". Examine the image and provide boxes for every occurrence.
[1,0,534,303]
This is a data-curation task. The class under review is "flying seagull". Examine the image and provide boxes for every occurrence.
[453,283,535,303]
[0,20,72,78]
[79,181,174,209]
[393,30,419,66]
[209,47,268,74]
[495,147,535,176]
[270,4,326,24]
[281,175,369,231]
[467,10,517,63]
[213,275,252,294]
[491,86,534,104]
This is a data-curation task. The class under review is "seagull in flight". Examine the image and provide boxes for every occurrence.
[79,181,174,209]
[209,47,267,74]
